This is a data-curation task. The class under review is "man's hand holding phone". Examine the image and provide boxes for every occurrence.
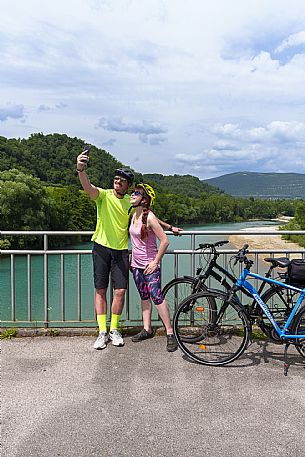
[83,145,90,156]
[76,145,90,172]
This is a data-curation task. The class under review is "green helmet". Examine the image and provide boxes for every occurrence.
[136,183,156,206]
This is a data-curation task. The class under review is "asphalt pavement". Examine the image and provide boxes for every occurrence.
[2,334,305,457]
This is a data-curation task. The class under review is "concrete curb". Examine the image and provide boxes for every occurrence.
[0,326,168,338]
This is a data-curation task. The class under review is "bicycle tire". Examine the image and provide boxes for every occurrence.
[173,290,250,366]
[257,286,302,342]
[162,277,214,343]
[291,306,305,359]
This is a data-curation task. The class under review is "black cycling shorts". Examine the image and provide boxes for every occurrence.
[92,242,129,290]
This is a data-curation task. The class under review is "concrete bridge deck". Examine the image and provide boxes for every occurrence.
[2,335,305,457]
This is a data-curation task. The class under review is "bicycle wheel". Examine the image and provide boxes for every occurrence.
[258,286,302,342]
[173,291,250,366]
[163,278,215,343]
[292,306,305,358]
[162,277,207,319]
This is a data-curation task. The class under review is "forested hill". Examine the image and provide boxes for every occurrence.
[143,173,222,198]
[205,172,305,199]
[0,133,142,188]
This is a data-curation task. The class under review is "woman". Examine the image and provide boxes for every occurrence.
[129,183,178,352]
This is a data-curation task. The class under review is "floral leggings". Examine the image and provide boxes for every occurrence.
[131,266,164,305]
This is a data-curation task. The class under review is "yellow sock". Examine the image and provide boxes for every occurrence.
[110,313,121,332]
[97,314,107,333]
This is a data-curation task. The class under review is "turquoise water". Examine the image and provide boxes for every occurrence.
[0,220,281,327]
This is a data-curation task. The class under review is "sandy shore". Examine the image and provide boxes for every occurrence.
[229,225,303,252]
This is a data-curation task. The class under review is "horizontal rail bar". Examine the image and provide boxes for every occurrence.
[1,230,305,236]
[1,249,305,256]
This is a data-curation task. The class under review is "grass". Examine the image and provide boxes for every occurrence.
[46,329,60,337]
[0,328,18,339]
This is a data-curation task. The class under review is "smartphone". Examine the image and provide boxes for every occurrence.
[83,145,90,155]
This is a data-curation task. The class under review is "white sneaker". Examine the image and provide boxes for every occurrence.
[93,332,108,350]
[109,329,124,347]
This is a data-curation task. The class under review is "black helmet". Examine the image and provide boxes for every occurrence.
[115,168,134,184]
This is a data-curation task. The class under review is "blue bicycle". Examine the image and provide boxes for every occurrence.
[173,249,305,375]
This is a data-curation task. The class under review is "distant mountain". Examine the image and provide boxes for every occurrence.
[204,172,305,199]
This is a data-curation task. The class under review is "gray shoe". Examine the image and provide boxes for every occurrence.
[109,329,124,346]
[93,332,108,350]
[131,328,154,342]
[167,334,178,352]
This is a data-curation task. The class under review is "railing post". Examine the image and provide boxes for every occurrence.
[27,254,31,321]
[77,254,81,321]
[174,252,179,279]
[11,254,15,321]
[125,278,130,321]
[61,254,65,321]
[191,233,196,277]
[44,234,48,328]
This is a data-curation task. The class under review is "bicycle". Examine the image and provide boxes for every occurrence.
[173,249,305,375]
[163,240,294,340]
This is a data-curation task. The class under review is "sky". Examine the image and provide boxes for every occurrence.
[2,0,305,179]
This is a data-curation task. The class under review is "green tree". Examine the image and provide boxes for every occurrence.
[0,169,56,248]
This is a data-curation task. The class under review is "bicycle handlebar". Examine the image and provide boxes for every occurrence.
[233,244,250,266]
[196,240,229,251]
[195,240,253,269]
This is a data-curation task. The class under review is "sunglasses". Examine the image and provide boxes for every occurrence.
[114,175,128,183]
[131,190,144,197]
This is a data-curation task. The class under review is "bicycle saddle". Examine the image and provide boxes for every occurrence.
[264,257,290,268]
[183,275,196,281]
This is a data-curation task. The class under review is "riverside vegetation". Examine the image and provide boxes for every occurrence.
[0,133,300,250]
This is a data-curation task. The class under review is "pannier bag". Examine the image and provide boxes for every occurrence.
[288,259,305,286]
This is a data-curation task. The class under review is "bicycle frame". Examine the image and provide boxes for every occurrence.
[236,269,305,340]
[200,251,280,301]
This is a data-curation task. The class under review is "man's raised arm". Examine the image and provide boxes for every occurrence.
[76,150,99,200]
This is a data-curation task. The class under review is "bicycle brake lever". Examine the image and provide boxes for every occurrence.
[196,243,209,250]
[215,240,229,247]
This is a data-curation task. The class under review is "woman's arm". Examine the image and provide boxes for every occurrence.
[144,213,169,275]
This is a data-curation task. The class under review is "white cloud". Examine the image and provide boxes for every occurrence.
[175,120,305,177]
[215,121,305,144]
[275,30,305,53]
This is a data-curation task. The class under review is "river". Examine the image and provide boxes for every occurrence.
[0,220,281,327]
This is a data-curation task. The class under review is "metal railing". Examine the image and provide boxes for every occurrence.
[1,230,305,328]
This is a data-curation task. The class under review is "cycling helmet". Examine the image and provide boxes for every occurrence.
[115,168,134,184]
[136,183,156,206]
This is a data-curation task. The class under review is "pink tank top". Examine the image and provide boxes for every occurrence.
[129,216,158,269]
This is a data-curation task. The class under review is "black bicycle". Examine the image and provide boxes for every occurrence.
[163,240,298,342]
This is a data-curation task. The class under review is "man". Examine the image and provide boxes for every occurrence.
[76,148,181,349]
